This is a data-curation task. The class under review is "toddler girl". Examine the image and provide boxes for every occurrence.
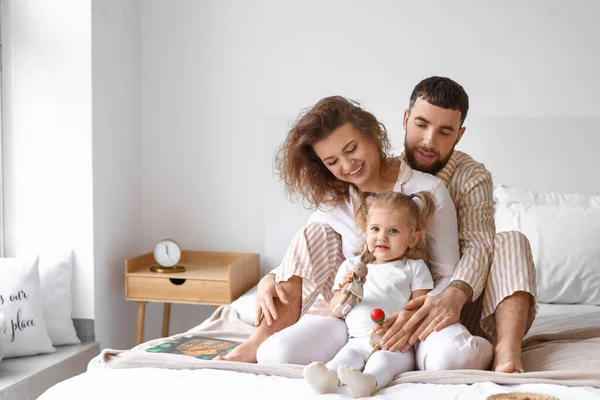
[304,191,440,397]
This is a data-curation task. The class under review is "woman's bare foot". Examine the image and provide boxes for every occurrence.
[493,340,524,373]
[215,275,302,363]
[215,339,261,363]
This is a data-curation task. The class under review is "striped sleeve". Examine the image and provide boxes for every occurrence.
[450,170,495,301]
[269,221,345,315]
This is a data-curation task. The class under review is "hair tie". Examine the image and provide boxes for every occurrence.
[408,193,416,199]
[371,192,376,197]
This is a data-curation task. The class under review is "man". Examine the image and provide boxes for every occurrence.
[378,76,537,372]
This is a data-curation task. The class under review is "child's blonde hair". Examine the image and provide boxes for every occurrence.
[355,191,436,263]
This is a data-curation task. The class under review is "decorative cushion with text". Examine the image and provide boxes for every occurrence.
[0,257,56,358]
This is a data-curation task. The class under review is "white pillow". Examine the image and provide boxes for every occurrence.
[0,257,56,358]
[494,185,600,305]
[39,251,80,345]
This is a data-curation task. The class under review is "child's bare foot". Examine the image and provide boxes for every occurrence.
[215,340,259,363]
[493,340,524,373]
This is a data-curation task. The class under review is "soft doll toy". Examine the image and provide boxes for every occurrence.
[333,246,373,317]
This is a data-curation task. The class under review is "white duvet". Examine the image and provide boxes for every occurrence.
[39,299,600,400]
[40,367,600,400]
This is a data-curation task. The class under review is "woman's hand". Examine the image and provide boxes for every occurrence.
[255,274,289,327]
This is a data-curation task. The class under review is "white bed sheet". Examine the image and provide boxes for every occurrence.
[39,293,600,400]
[40,367,600,400]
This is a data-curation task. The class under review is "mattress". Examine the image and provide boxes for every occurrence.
[38,292,600,400]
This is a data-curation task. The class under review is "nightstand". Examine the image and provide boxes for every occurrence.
[125,251,260,345]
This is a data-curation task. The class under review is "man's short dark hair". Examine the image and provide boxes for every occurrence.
[408,76,469,126]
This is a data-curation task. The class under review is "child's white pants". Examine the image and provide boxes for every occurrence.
[257,315,494,372]
[325,337,414,389]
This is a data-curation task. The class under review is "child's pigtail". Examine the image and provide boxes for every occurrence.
[404,191,436,264]
[354,191,373,233]
[412,191,436,234]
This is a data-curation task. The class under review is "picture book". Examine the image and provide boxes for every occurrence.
[145,334,241,360]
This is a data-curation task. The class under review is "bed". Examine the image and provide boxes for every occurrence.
[38,292,600,399]
[38,182,600,400]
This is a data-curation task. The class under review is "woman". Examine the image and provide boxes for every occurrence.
[219,96,491,372]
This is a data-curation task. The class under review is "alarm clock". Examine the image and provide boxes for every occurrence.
[150,239,186,273]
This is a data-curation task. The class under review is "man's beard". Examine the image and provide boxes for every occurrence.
[403,135,455,176]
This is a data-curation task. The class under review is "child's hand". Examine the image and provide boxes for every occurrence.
[338,271,366,289]
[338,271,356,288]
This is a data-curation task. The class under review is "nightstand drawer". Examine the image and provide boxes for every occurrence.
[127,276,230,304]
[126,250,260,344]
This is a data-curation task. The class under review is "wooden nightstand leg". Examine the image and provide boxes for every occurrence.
[162,303,171,337]
[136,301,147,345]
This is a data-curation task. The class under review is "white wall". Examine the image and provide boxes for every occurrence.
[139,0,600,337]
[458,117,600,196]
[1,0,95,319]
[3,0,599,347]
[91,0,141,349]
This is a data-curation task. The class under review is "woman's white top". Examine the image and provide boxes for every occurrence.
[308,158,459,296]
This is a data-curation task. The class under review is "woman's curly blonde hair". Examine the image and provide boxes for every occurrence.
[274,96,392,210]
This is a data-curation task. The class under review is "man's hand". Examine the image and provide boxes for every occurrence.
[379,285,469,352]
[400,287,468,351]
[375,308,420,352]
[255,274,289,327]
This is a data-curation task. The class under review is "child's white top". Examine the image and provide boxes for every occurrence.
[333,256,434,338]
[307,158,459,296]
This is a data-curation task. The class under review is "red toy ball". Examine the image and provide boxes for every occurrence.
[370,308,385,324]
